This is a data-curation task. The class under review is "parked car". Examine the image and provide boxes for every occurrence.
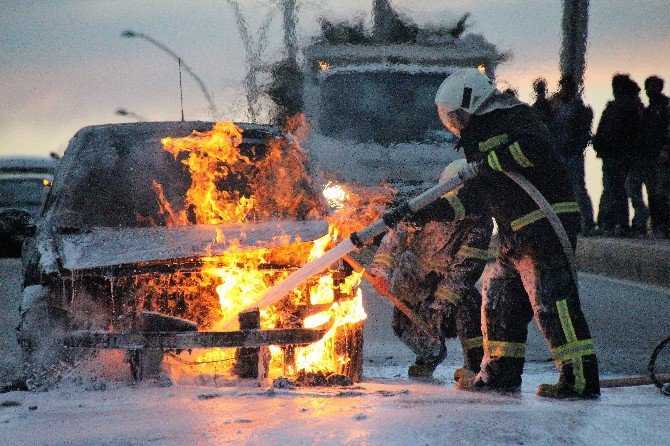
[0,156,57,257]
[18,121,363,388]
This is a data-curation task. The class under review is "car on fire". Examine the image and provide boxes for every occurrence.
[18,121,367,388]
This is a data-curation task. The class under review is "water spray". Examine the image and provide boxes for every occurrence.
[121,30,219,118]
[246,162,482,315]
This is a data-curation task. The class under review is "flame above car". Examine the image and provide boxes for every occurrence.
[146,117,387,380]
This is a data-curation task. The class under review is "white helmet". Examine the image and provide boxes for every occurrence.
[435,68,497,115]
[439,159,468,197]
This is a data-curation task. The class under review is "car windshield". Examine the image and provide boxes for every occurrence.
[48,122,324,229]
[0,177,50,207]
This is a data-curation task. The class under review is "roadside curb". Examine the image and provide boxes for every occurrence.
[576,237,670,287]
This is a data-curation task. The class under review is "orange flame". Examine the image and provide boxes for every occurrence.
[149,117,394,380]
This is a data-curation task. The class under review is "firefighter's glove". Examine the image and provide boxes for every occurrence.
[369,274,392,297]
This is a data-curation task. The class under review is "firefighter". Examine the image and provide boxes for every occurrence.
[414,68,600,399]
[369,160,493,378]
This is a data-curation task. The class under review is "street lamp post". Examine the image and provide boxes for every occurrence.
[121,30,220,118]
[560,0,589,87]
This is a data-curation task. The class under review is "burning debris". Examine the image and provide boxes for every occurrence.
[146,116,383,382]
[272,371,354,389]
[293,370,354,387]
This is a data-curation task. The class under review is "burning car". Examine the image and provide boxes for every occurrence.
[18,119,380,388]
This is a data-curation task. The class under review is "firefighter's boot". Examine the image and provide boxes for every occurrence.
[408,342,447,378]
[454,343,483,381]
[455,372,521,394]
[408,362,436,378]
[537,356,600,399]
[453,367,476,382]
[457,353,525,393]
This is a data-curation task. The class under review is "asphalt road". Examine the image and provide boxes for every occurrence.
[362,271,670,377]
[1,259,669,388]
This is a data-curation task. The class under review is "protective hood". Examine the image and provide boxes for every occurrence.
[474,92,525,116]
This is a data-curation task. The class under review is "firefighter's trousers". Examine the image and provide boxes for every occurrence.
[392,285,484,372]
[480,237,600,394]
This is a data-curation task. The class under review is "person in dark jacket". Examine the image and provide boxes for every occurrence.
[404,68,600,399]
[636,76,670,237]
[531,78,553,125]
[658,143,670,238]
[549,76,595,234]
[593,74,643,236]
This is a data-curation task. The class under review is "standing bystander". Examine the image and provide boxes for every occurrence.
[531,78,553,126]
[638,76,670,237]
[658,141,670,238]
[549,76,595,234]
[626,76,668,235]
[593,74,643,236]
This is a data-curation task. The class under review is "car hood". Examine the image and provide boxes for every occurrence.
[53,220,329,272]
[1,204,41,216]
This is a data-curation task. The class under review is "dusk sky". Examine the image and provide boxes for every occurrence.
[2,0,669,169]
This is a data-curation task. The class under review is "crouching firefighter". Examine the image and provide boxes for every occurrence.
[368,160,493,378]
[405,68,600,399]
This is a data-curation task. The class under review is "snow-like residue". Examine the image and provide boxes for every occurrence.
[0,376,667,446]
[318,63,460,79]
[55,220,329,271]
[19,285,49,314]
[305,132,462,185]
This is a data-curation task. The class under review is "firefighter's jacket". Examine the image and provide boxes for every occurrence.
[369,216,492,308]
[414,103,581,248]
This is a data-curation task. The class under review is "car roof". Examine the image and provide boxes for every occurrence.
[0,173,54,181]
[0,156,57,174]
[75,121,280,145]
[43,121,300,229]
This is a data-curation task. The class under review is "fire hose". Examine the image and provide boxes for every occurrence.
[648,336,670,395]
[340,168,578,350]
[238,161,482,319]
[341,254,441,345]
[247,162,562,326]
[217,162,479,331]
[502,172,577,283]
[241,161,670,394]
